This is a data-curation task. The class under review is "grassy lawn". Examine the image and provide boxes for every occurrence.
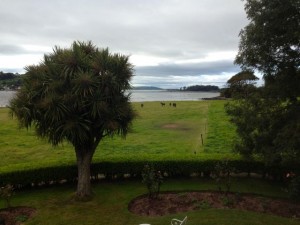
[3,178,299,225]
[204,100,236,154]
[0,100,237,173]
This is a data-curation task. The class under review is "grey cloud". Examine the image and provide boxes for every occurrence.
[0,45,25,55]
[0,0,248,87]
[0,0,247,56]
[135,60,240,76]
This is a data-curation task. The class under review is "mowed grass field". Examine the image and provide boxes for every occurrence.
[0,100,236,173]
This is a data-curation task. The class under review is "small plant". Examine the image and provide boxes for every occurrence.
[234,192,242,203]
[0,184,14,208]
[197,200,211,209]
[260,197,269,212]
[15,215,28,223]
[221,196,234,207]
[142,164,163,199]
[211,159,234,195]
[178,192,188,198]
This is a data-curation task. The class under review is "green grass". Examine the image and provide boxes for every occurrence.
[2,178,299,225]
[0,101,238,173]
[204,101,236,154]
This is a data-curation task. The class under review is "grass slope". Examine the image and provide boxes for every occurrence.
[0,101,236,173]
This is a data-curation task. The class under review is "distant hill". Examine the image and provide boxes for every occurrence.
[132,86,163,90]
[0,71,23,90]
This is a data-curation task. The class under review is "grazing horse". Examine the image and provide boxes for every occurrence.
[160,102,166,106]
[172,103,177,107]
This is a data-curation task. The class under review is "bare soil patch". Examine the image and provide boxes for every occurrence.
[0,206,36,225]
[161,123,190,131]
[129,191,300,219]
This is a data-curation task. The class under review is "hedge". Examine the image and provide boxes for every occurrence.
[0,159,299,189]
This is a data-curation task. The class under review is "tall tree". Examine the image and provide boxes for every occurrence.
[10,41,136,199]
[226,0,300,166]
[235,0,300,100]
[225,70,258,98]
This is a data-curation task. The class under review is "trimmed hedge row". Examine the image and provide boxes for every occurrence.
[1,159,299,189]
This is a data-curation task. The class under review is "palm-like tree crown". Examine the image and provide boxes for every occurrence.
[10,41,135,150]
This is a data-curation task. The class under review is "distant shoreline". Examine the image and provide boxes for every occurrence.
[0,90,222,106]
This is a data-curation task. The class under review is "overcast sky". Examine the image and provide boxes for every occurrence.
[0,0,252,89]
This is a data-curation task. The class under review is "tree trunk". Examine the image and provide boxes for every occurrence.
[75,148,94,200]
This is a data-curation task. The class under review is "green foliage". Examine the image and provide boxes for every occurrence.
[0,184,14,208]
[197,200,211,210]
[227,0,300,168]
[227,71,258,85]
[220,196,234,207]
[236,0,300,90]
[180,85,219,92]
[226,95,300,167]
[211,159,234,194]
[225,70,258,99]
[0,71,17,80]
[15,215,28,222]
[10,41,135,148]
[141,164,163,199]
[0,72,22,90]
[0,159,297,189]
[8,41,135,198]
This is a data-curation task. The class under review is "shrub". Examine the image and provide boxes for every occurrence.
[0,184,14,208]
[141,164,163,199]
[211,159,234,194]
[15,215,28,223]
[197,200,211,209]
[0,159,298,189]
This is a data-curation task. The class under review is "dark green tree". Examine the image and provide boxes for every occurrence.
[235,0,300,100]
[10,41,136,199]
[226,0,300,167]
[225,70,258,98]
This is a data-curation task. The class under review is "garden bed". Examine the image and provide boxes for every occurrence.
[129,191,300,219]
[0,207,36,225]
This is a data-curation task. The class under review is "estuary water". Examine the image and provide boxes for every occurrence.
[0,91,15,107]
[0,90,220,107]
[129,90,219,102]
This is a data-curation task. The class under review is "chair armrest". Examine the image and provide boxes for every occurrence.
[171,219,182,225]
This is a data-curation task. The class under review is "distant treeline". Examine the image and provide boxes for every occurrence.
[132,86,162,90]
[180,85,219,92]
[0,71,23,90]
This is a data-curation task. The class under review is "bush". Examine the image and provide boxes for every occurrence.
[141,164,163,199]
[211,159,234,194]
[0,159,298,189]
[0,184,14,208]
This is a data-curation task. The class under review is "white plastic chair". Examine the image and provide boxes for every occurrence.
[171,216,187,225]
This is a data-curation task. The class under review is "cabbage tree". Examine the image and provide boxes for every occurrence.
[10,41,135,199]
